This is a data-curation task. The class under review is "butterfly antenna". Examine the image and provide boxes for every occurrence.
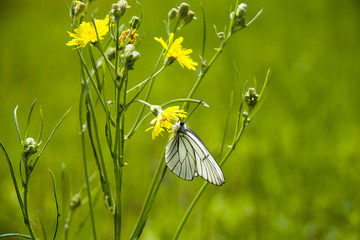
[184,100,203,123]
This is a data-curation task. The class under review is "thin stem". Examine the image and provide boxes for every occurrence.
[126,99,205,139]
[77,48,115,125]
[126,65,165,94]
[113,66,128,240]
[86,88,114,210]
[48,170,60,240]
[130,151,166,240]
[79,69,97,240]
[182,37,229,112]
[0,233,32,239]
[23,175,37,240]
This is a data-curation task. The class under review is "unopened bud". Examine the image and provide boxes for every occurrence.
[131,51,140,61]
[70,1,85,19]
[129,16,140,29]
[125,44,135,57]
[184,10,195,24]
[168,8,178,20]
[106,47,116,60]
[244,88,259,107]
[178,2,190,19]
[217,32,225,40]
[236,3,247,18]
[124,44,140,69]
[111,0,129,20]
[24,138,40,155]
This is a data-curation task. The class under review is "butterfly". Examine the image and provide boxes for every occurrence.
[165,120,225,186]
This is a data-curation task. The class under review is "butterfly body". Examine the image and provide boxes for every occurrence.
[165,120,225,186]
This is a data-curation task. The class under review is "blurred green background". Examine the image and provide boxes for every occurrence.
[1,0,360,239]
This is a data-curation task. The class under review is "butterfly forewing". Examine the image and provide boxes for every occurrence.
[165,121,225,186]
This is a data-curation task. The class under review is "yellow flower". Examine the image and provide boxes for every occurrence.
[154,33,198,71]
[67,15,110,48]
[146,106,187,139]
[119,29,139,45]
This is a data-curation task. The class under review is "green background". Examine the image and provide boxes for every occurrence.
[1,0,360,239]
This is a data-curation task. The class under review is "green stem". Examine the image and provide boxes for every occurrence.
[23,174,36,240]
[0,233,32,239]
[182,37,229,111]
[79,72,97,240]
[130,151,166,240]
[86,88,114,210]
[77,48,115,125]
[113,69,127,240]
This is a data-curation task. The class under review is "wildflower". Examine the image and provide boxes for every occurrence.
[146,106,187,139]
[66,15,110,48]
[154,33,198,71]
[119,29,139,45]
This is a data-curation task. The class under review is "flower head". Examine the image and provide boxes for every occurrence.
[154,33,198,71]
[119,29,139,46]
[146,106,187,139]
[67,15,110,48]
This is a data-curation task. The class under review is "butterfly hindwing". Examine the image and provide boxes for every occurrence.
[165,121,225,186]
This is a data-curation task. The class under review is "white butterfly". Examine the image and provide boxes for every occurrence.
[165,120,225,186]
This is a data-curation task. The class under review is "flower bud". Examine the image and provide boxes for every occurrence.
[129,16,140,29]
[124,44,140,69]
[125,44,135,57]
[70,1,85,19]
[168,8,178,20]
[177,2,190,19]
[244,88,259,107]
[106,47,116,61]
[111,0,129,20]
[184,10,195,24]
[217,31,225,40]
[236,3,247,18]
[24,137,40,155]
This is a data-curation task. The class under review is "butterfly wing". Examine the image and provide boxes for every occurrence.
[165,129,197,181]
[184,128,225,186]
[165,122,225,186]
